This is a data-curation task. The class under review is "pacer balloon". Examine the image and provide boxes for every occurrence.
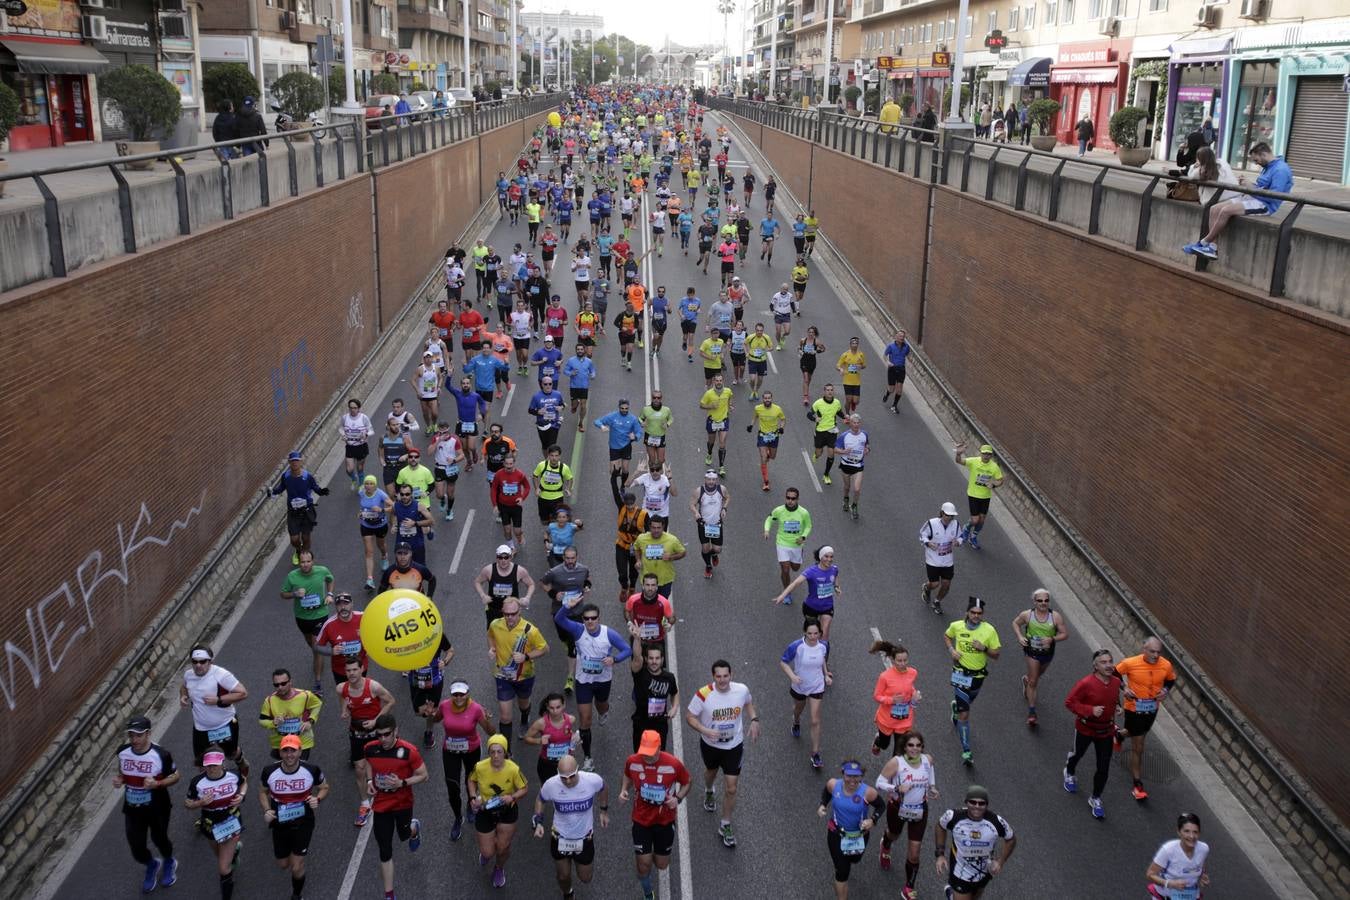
[359,589,443,671]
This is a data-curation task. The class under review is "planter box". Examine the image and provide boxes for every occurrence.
[116,140,160,171]
[1030,135,1057,151]
[1116,147,1150,168]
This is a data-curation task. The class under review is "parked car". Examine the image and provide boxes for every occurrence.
[364,94,399,129]
[411,90,442,116]
[447,87,475,108]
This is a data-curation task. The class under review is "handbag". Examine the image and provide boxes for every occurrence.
[1167,182,1200,202]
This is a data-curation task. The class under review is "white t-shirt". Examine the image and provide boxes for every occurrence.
[572,257,592,282]
[183,664,241,731]
[510,311,533,340]
[1151,839,1209,897]
[415,365,439,399]
[539,770,605,840]
[688,681,753,749]
[920,517,961,567]
[575,625,622,684]
[341,413,373,445]
[885,754,936,820]
[781,638,829,695]
[633,473,672,518]
[770,291,794,315]
[432,434,462,468]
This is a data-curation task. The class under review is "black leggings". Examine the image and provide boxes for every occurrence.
[1066,730,1113,797]
[443,746,482,821]
[826,827,869,882]
[124,805,174,865]
[373,809,412,862]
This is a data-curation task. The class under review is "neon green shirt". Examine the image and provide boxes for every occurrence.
[764,505,812,548]
[945,620,1001,670]
[640,405,673,437]
[964,457,1004,500]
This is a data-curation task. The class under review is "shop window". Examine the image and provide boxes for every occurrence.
[965,15,972,36]
[1229,60,1278,170]
[948,17,956,37]
[1061,0,1074,23]
[381,6,394,38]
[2,70,51,128]
[1147,0,1166,8]
[1087,0,1103,18]
[1045,1,1056,24]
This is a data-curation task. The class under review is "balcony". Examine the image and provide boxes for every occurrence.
[400,7,457,34]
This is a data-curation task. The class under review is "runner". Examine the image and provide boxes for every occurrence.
[944,598,1001,766]
[919,502,963,616]
[780,618,833,769]
[610,476,650,604]
[378,419,414,495]
[727,319,749,387]
[764,487,812,603]
[1011,589,1067,727]
[337,657,396,827]
[700,372,734,475]
[429,422,465,522]
[818,760,887,899]
[469,733,529,889]
[747,390,787,491]
[800,327,827,406]
[1062,649,1122,820]
[649,285,671,355]
[790,256,810,315]
[257,735,328,900]
[698,323,727,390]
[649,206,666,256]
[487,597,550,748]
[620,729,692,900]
[934,785,1016,899]
[364,714,429,900]
[882,330,911,413]
[473,544,537,629]
[575,301,601,350]
[314,593,366,685]
[563,344,597,426]
[690,469,730,578]
[639,390,673,469]
[808,383,842,482]
[696,217,717,273]
[533,753,609,899]
[522,693,581,783]
[760,211,780,264]
[445,374,489,469]
[686,659,760,848]
[259,667,322,760]
[595,398,644,479]
[833,414,870,520]
[490,454,531,548]
[629,459,675,525]
[540,547,593,694]
[388,482,434,566]
[743,169,756,206]
[458,302,486,365]
[421,680,495,842]
[465,340,510,420]
[954,442,1004,550]
[764,175,778,215]
[268,451,329,566]
[276,553,332,696]
[180,644,250,770]
[340,398,375,489]
[875,730,938,898]
[410,351,441,432]
[632,512,688,599]
[835,337,866,416]
[532,444,575,526]
[394,448,436,514]
[1146,813,1210,898]
[115,715,180,894]
[545,506,584,568]
[804,208,819,255]
[531,333,564,387]
[627,631,680,751]
[553,599,633,770]
[1115,638,1177,802]
[774,545,841,641]
[481,422,517,486]
[406,634,454,750]
[184,745,246,900]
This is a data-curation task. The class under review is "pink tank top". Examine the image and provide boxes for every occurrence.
[538,713,575,761]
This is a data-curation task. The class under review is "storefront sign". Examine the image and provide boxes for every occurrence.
[931,51,951,67]
[6,0,78,35]
[875,55,896,69]
[2,1,30,16]
[998,49,1021,64]
[1057,42,1116,66]
[101,19,153,50]
[1176,85,1215,102]
[984,30,1007,50]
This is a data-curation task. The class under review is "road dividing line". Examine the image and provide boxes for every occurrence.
[448,508,476,574]
[767,350,778,375]
[334,819,374,900]
[801,449,824,493]
[662,593,694,900]
[500,381,517,417]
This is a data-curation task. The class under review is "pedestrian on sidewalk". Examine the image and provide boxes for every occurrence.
[236,96,267,156]
[213,100,238,158]
[1075,116,1095,158]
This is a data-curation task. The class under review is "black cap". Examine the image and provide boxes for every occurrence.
[126,715,152,734]
[395,541,412,552]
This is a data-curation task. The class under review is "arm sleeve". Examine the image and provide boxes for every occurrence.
[552,604,584,639]
[609,631,633,663]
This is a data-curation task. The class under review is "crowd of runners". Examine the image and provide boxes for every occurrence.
[112,84,1209,900]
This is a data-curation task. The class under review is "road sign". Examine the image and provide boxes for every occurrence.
[931,51,951,66]
[0,0,28,14]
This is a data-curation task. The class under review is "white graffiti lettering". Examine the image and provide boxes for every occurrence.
[0,490,208,711]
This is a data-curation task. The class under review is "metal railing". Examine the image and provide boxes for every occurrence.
[716,97,1350,302]
[710,95,1350,861]
[0,94,555,287]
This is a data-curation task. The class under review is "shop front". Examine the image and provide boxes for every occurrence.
[91,2,158,141]
[0,38,109,150]
[1005,55,1050,109]
[980,48,1022,113]
[1164,35,1230,162]
[1050,41,1129,149]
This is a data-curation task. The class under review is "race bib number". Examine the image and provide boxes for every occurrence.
[817,581,835,599]
[975,474,992,486]
[962,839,993,858]
[444,464,460,477]
[289,497,308,509]
[413,667,435,689]
[361,508,382,522]
[783,521,801,534]
[646,434,662,446]
[501,482,519,496]
[639,622,661,640]
[557,836,585,854]
[950,671,974,690]
[847,364,860,374]
[644,544,665,560]
[899,802,925,821]
[1170,888,1199,900]
[463,329,476,340]
[492,583,512,597]
[844,455,863,466]
[300,593,322,610]
[709,419,726,432]
[714,721,736,742]
[398,521,416,537]
[646,697,666,717]
[277,802,305,823]
[1134,698,1158,714]
[639,782,667,804]
[580,656,605,675]
[644,496,663,512]
[206,724,233,743]
[840,831,865,855]
[546,741,570,760]
[703,523,721,539]
[889,701,911,720]
[1029,636,1051,651]
[125,787,152,806]
[339,640,363,656]
[498,664,519,680]
[278,717,303,735]
[211,817,241,842]
[550,542,566,555]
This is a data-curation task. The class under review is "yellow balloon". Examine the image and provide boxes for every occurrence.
[547,111,562,128]
[359,589,444,671]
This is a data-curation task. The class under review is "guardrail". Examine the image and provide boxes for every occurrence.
[711,94,1350,866]
[0,93,556,287]
[716,98,1350,303]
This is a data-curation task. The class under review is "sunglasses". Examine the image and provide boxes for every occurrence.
[273,681,290,688]
[582,615,599,622]
[967,799,988,806]
[496,553,512,559]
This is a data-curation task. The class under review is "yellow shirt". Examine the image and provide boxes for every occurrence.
[525,202,542,224]
[751,403,786,434]
[700,387,731,422]
[837,351,866,386]
[470,758,527,800]
[746,333,774,361]
[633,532,686,586]
[699,338,725,370]
[791,265,809,285]
[803,215,818,237]
[686,169,702,187]
[259,690,323,750]
[964,457,1005,500]
[488,617,548,680]
[811,397,843,433]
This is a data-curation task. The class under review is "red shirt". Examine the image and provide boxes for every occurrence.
[364,738,424,813]
[612,240,632,262]
[430,310,456,340]
[625,593,674,643]
[625,751,689,827]
[459,308,485,345]
[339,677,383,731]
[1064,673,1121,738]
[316,613,366,675]
[491,468,531,507]
[545,306,568,338]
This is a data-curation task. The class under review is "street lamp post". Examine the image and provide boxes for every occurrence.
[821,0,835,104]
[718,0,735,92]
[461,0,471,89]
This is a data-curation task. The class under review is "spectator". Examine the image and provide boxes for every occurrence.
[917,103,937,142]
[1200,116,1217,147]
[1075,115,1095,157]
[212,100,238,158]
[235,96,268,155]
[1183,142,1293,260]
[1019,100,1032,145]
[394,93,412,116]
[878,97,901,135]
[1004,104,1018,142]
[433,90,448,114]
[1171,131,1205,177]
[1187,146,1241,206]
[977,101,991,138]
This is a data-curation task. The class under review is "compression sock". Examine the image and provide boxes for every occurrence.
[905,861,918,886]
[823,456,834,476]
[220,873,234,900]
[291,875,306,899]
[718,447,726,466]
[702,551,713,566]
[519,707,529,726]
[581,728,593,757]
[445,496,456,514]
[639,873,654,895]
[500,723,512,748]
[957,720,972,752]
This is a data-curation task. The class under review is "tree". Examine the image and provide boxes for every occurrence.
[327,65,349,105]
[99,64,182,142]
[0,81,19,148]
[371,72,400,95]
[203,62,261,112]
[271,72,326,118]
[1109,106,1148,149]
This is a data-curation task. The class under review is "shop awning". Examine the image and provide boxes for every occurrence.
[1007,56,1051,87]
[1169,34,1233,59]
[0,38,111,75]
[1050,66,1119,84]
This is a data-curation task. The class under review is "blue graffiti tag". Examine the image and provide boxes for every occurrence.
[271,339,317,418]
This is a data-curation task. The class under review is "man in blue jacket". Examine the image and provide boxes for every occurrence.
[269,451,330,564]
[594,398,644,479]
[1184,142,1293,260]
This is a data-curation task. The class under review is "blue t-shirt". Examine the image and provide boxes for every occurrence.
[464,354,507,392]
[650,296,669,322]
[793,220,807,238]
[496,178,509,197]
[760,218,780,238]
[358,488,390,527]
[588,198,603,220]
[594,410,643,450]
[547,521,580,554]
[445,383,488,423]
[678,212,694,234]
[272,469,321,508]
[556,199,574,222]
[1254,156,1293,213]
[531,346,563,383]
[529,390,565,428]
[679,296,702,321]
[597,234,615,256]
[884,341,911,368]
[562,355,596,389]
[801,564,839,611]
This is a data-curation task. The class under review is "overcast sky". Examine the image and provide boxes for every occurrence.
[522,1,751,50]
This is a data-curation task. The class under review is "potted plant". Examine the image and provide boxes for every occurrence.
[1109,106,1150,167]
[1028,98,1061,151]
[898,92,915,117]
[100,64,182,170]
[0,81,19,198]
[844,84,862,115]
[271,71,326,139]
[203,62,261,116]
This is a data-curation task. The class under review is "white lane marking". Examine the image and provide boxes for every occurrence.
[448,507,477,574]
[500,381,517,417]
[663,592,693,900]
[334,821,374,900]
[767,350,778,375]
[801,449,824,493]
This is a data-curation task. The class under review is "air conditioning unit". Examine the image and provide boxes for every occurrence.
[1195,3,1220,26]
[79,0,105,8]
[1098,15,1119,35]
[159,0,187,10]
[1239,0,1270,19]
[161,15,189,38]
[81,14,108,40]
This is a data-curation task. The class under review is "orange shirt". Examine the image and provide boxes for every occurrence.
[1115,654,1176,712]
[873,666,919,734]
[430,310,456,341]
[626,284,646,313]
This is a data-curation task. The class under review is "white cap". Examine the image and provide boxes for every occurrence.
[449,682,470,695]
[941,501,958,516]
[495,544,514,556]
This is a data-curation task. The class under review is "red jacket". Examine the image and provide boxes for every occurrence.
[491,468,530,508]
[1065,673,1120,738]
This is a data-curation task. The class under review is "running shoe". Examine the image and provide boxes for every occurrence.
[355,802,371,827]
[762,482,771,492]
[291,551,300,565]
[598,710,609,726]
[921,580,932,607]
[364,578,376,591]
[821,474,832,485]
[842,495,851,511]
[718,466,726,476]
[705,565,713,578]
[871,744,881,756]
[583,757,596,772]
[564,676,575,694]
[719,823,737,847]
[141,859,160,893]
[703,790,716,812]
[1062,768,1077,793]
[968,535,981,551]
[1131,783,1149,801]
[312,680,324,697]
[158,858,177,888]
[851,502,859,520]
[451,818,463,842]
[408,817,421,852]
[704,454,713,465]
[1089,797,1105,819]
[961,751,973,767]
[1194,242,1218,259]
[901,887,916,900]
[492,866,506,888]
[1027,713,1038,728]
[447,508,455,521]
[791,721,801,738]
[879,844,892,870]
[810,752,822,770]
[932,599,943,615]
[951,700,958,725]
[479,853,491,867]
[688,353,694,362]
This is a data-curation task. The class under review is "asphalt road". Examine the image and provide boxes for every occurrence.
[46,118,1273,900]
